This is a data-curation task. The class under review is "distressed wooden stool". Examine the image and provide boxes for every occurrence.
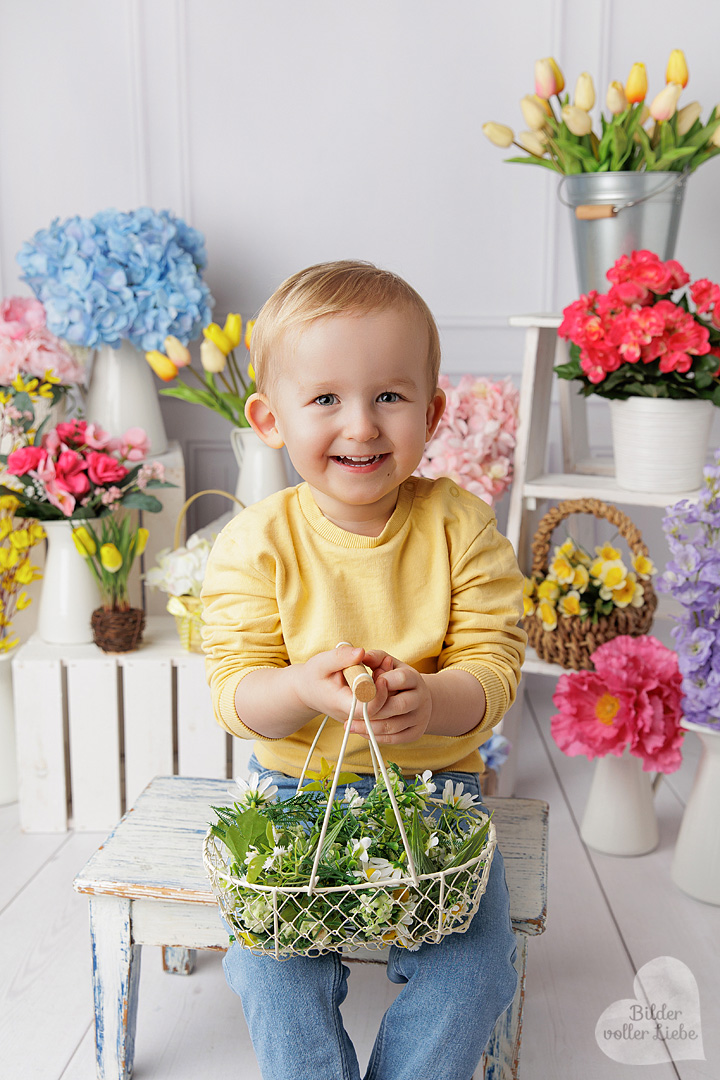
[73,775,548,1080]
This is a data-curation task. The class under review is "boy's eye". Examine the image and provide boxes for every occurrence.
[313,393,338,406]
[377,391,402,403]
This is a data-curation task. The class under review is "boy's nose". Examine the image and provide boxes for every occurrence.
[342,405,379,441]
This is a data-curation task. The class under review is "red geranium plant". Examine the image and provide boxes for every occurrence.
[550,635,685,773]
[0,419,173,521]
[555,250,720,402]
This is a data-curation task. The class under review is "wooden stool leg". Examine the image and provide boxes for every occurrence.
[162,946,197,974]
[89,896,142,1080]
[477,933,528,1080]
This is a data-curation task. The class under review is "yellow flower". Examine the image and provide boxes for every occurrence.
[223,313,243,350]
[559,591,582,617]
[558,538,576,559]
[666,49,689,89]
[135,527,149,557]
[0,634,19,653]
[677,101,701,136]
[16,591,31,611]
[625,62,648,104]
[29,522,45,543]
[11,373,39,393]
[9,528,30,551]
[562,105,593,137]
[247,361,255,382]
[537,579,560,601]
[572,564,590,590]
[100,544,123,573]
[14,558,35,585]
[606,81,628,115]
[203,322,233,356]
[0,495,20,514]
[0,518,11,541]
[164,335,192,367]
[597,559,628,592]
[0,547,19,570]
[522,577,535,597]
[523,595,536,618]
[595,542,621,561]
[574,72,596,112]
[520,95,550,131]
[537,599,557,631]
[72,525,97,557]
[37,381,55,399]
[517,131,547,157]
[550,554,575,584]
[534,57,564,98]
[146,350,179,382]
[612,573,644,608]
[245,319,256,351]
[483,122,515,148]
[632,553,655,579]
[200,338,227,374]
[595,693,620,725]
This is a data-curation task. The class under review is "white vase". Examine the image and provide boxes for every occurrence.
[85,339,169,456]
[0,654,17,805]
[609,397,714,493]
[37,519,102,645]
[671,721,720,905]
[230,426,291,507]
[580,750,659,856]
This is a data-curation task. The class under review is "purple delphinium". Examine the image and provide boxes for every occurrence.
[659,451,720,731]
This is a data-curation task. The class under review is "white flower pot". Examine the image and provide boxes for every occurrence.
[0,654,17,805]
[671,721,720,905]
[580,750,659,857]
[85,339,168,456]
[37,519,102,645]
[230,426,291,507]
[609,397,714,493]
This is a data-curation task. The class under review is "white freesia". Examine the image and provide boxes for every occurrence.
[228,771,278,808]
[145,533,213,597]
[439,779,481,810]
[348,836,373,864]
[415,769,437,798]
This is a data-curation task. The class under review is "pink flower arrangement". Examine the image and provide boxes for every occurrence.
[0,296,84,385]
[0,419,172,521]
[416,374,519,506]
[555,251,720,401]
[550,635,684,773]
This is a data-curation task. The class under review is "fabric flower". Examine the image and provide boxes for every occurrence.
[227,771,278,809]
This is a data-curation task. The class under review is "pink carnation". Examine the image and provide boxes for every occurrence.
[551,635,684,773]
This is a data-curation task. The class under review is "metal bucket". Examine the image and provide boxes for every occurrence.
[561,171,687,294]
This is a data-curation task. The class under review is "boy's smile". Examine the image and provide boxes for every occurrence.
[246,306,445,536]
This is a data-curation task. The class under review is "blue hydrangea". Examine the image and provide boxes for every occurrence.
[16,207,214,351]
[659,452,720,731]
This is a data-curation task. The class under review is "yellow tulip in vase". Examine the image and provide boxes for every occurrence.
[72,516,149,653]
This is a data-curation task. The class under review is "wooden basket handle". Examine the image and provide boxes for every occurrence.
[337,641,377,701]
[575,203,616,220]
[530,498,651,579]
[173,489,245,549]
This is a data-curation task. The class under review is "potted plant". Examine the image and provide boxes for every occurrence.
[145,532,214,652]
[72,515,149,653]
[555,249,720,492]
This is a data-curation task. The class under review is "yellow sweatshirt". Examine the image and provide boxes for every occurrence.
[201,475,525,777]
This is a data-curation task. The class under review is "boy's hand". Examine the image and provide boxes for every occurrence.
[292,644,377,724]
[346,650,432,745]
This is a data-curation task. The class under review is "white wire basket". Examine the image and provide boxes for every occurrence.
[203,662,497,960]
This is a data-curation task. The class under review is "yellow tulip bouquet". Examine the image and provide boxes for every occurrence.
[483,50,720,174]
[0,495,44,653]
[146,315,256,428]
[72,515,149,613]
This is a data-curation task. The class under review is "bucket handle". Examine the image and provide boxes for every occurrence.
[558,169,688,219]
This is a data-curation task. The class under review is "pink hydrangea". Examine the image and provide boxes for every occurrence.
[0,296,84,385]
[415,374,519,506]
[551,635,685,773]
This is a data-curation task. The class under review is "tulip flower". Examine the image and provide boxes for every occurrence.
[72,525,97,557]
[710,124,720,149]
[666,49,689,89]
[520,95,549,132]
[535,58,564,99]
[482,122,514,148]
[245,319,256,351]
[676,101,701,136]
[164,335,192,367]
[146,349,179,382]
[625,62,648,104]
[100,543,123,573]
[574,72,596,112]
[518,130,548,157]
[203,322,233,355]
[223,313,243,350]
[134,527,149,558]
[650,82,683,123]
[247,361,256,382]
[606,81,628,115]
[562,105,593,137]
[200,338,227,374]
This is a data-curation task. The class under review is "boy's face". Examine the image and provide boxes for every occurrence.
[250,306,445,533]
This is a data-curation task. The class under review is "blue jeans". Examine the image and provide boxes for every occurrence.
[223,756,518,1080]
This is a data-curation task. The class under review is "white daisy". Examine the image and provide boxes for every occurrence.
[227,771,278,808]
[440,779,480,810]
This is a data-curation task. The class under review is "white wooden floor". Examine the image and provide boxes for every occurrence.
[2,673,719,1080]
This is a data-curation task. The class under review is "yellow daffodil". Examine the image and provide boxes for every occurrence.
[632,553,655,579]
[523,595,536,618]
[100,544,123,573]
[245,319,256,351]
[164,335,192,367]
[523,577,535,596]
[595,542,621,562]
[559,591,582,617]
[200,338,227,374]
[595,693,620,725]
[572,564,590,590]
[597,559,628,593]
[537,579,560,601]
[550,553,575,584]
[537,599,557,631]
[625,62,648,104]
[146,349,179,382]
[223,313,243,350]
[203,322,234,356]
[72,525,97,557]
[558,538,576,558]
[612,573,644,608]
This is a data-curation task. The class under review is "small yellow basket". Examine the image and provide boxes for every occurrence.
[169,489,245,653]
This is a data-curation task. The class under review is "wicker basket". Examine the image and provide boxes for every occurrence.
[523,498,658,670]
[168,489,244,652]
[203,695,497,960]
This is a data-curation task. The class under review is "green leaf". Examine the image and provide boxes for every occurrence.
[502,155,561,171]
[119,491,163,512]
[554,359,582,381]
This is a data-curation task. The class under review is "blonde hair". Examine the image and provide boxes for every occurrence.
[250,261,441,397]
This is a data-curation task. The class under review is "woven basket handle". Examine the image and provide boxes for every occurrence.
[173,489,245,549]
[530,498,651,579]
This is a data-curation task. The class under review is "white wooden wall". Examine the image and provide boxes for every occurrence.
[1,0,719,569]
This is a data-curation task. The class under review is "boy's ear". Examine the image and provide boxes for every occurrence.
[425,387,446,441]
[244,393,285,449]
